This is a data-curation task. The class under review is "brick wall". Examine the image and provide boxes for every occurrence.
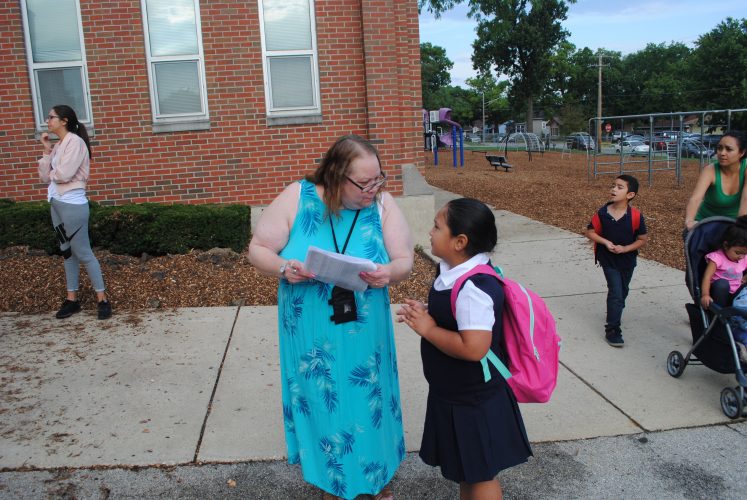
[0,0,423,206]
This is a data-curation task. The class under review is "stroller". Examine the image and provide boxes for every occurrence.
[667,216,747,418]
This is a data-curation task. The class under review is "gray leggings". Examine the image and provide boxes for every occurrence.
[50,199,106,293]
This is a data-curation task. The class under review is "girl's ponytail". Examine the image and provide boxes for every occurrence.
[52,104,92,157]
[74,120,92,157]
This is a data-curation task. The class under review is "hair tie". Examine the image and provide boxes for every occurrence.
[75,123,79,130]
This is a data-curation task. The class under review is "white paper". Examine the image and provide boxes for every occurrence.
[304,246,377,292]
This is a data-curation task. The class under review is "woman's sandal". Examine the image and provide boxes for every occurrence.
[372,485,394,500]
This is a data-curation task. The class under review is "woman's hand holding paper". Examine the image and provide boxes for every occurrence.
[282,259,315,284]
[360,265,392,289]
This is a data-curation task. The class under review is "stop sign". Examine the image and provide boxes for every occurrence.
[604,123,612,133]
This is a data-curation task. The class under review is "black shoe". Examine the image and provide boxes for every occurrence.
[56,299,81,319]
[605,330,624,347]
[97,300,112,320]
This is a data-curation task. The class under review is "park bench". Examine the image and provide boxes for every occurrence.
[485,154,512,172]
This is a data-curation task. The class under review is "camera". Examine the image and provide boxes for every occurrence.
[328,286,357,324]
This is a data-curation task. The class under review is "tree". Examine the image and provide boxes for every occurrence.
[547,46,596,133]
[419,0,576,133]
[428,85,478,126]
[419,42,474,127]
[614,43,692,115]
[465,73,510,132]
[688,18,747,128]
[545,40,577,103]
[420,42,453,110]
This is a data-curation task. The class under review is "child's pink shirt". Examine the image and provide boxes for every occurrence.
[705,249,747,293]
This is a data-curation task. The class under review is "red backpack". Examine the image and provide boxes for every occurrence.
[590,206,641,261]
[450,264,561,403]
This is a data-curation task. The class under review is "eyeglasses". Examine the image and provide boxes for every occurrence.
[346,172,387,193]
[46,115,59,121]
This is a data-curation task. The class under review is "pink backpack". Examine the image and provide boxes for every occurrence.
[450,264,561,403]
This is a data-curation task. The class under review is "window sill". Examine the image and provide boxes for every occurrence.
[266,114,322,127]
[152,119,211,134]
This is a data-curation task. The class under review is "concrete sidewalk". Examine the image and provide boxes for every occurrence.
[2,172,747,498]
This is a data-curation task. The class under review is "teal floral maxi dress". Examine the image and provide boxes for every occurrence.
[277,180,405,499]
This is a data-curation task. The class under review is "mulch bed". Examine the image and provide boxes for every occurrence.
[0,148,701,314]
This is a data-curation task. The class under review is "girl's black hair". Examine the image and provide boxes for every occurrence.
[53,105,92,157]
[444,197,497,256]
[723,215,747,248]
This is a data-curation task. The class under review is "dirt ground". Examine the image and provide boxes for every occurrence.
[0,148,701,314]
[424,147,700,271]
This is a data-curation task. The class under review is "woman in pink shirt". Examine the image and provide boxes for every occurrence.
[38,105,111,320]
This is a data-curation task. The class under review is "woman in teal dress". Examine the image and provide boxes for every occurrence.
[248,135,414,499]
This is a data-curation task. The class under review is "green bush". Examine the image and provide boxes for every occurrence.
[0,200,57,253]
[0,200,251,256]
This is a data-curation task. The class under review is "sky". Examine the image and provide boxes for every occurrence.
[419,0,743,88]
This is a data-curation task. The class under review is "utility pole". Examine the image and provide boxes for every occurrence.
[482,91,485,140]
[597,53,602,150]
[591,52,607,152]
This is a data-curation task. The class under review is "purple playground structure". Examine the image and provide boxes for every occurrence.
[436,108,462,148]
[423,107,464,167]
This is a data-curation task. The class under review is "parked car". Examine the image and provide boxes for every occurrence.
[611,131,632,143]
[681,139,714,158]
[625,134,646,143]
[567,132,596,150]
[645,134,673,151]
[701,134,723,148]
[615,140,650,156]
[658,130,680,140]
[467,134,482,143]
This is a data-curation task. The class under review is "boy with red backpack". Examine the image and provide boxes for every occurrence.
[585,175,648,347]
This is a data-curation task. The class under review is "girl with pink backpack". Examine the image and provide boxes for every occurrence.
[397,198,533,500]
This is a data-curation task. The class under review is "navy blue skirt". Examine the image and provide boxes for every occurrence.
[419,384,532,484]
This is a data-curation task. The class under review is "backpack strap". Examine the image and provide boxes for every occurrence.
[591,210,602,236]
[450,264,501,316]
[631,206,641,233]
[591,209,603,262]
[590,206,640,263]
[482,350,511,382]
[449,264,512,383]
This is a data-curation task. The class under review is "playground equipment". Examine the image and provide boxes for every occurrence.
[423,108,464,168]
[587,108,747,187]
[501,132,545,161]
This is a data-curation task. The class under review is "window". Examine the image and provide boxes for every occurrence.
[141,0,209,132]
[20,0,92,131]
[259,0,321,121]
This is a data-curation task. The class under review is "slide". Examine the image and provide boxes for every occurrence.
[436,108,462,147]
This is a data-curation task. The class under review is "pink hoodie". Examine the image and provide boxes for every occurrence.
[38,133,89,196]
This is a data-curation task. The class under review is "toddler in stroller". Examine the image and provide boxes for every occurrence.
[668,216,747,419]
[700,216,747,363]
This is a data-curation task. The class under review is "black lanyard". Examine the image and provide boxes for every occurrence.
[330,210,360,255]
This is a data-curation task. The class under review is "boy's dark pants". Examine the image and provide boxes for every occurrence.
[602,266,635,333]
